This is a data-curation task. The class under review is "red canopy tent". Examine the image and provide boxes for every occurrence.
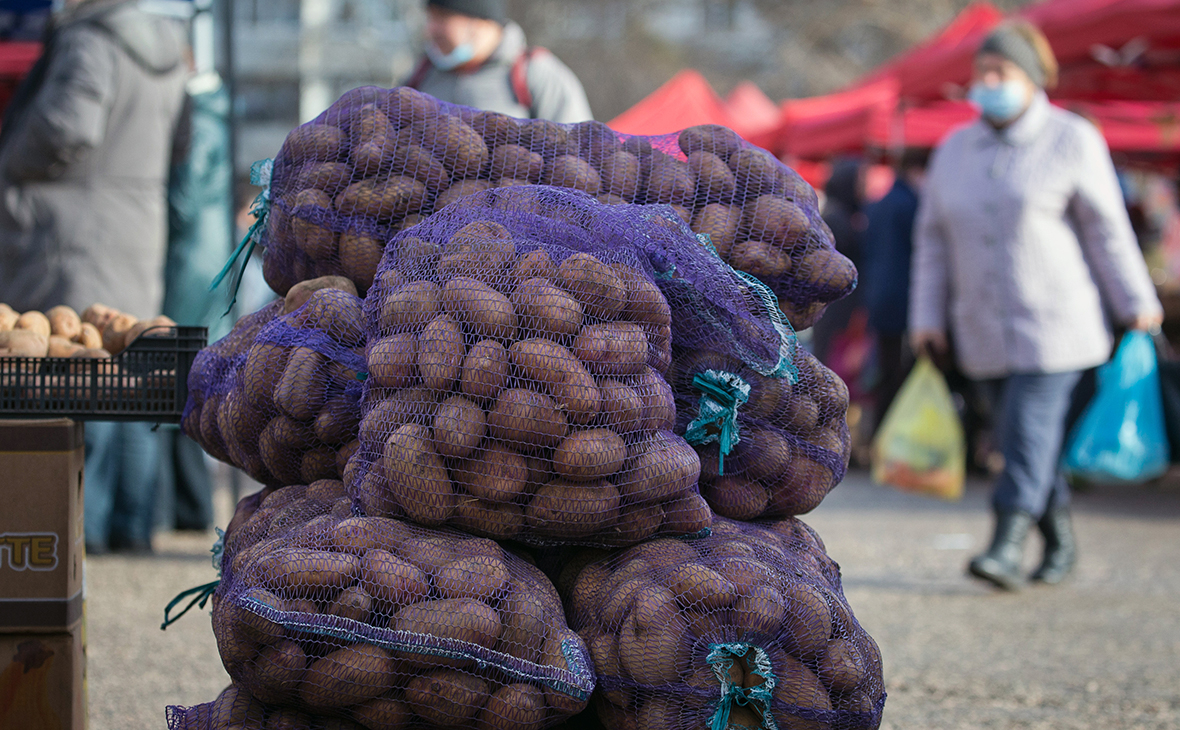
[772,78,899,160]
[607,69,735,136]
[724,81,782,139]
[0,42,40,124]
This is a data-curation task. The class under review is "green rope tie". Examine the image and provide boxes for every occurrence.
[706,643,778,730]
[210,158,274,315]
[160,529,225,630]
[684,370,750,476]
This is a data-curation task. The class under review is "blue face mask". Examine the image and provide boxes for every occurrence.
[968,80,1029,123]
[426,42,476,71]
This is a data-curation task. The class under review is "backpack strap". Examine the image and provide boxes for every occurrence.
[511,46,550,117]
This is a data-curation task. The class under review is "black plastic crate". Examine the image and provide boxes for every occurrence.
[0,326,207,423]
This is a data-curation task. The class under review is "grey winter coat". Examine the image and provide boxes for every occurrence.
[414,22,593,124]
[0,0,187,319]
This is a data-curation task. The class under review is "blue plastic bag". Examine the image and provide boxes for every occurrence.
[1062,331,1170,484]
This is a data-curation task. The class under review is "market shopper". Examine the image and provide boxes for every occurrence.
[909,21,1163,590]
[0,0,187,553]
[406,0,594,123]
[812,158,865,363]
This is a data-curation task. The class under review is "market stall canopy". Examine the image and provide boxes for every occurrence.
[724,81,782,139]
[772,78,899,159]
[607,69,735,136]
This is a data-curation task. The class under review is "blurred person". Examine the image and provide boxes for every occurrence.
[156,69,232,533]
[811,158,865,363]
[406,0,593,123]
[0,0,187,553]
[862,148,928,433]
[910,21,1162,590]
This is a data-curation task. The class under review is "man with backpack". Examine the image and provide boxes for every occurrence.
[408,0,594,123]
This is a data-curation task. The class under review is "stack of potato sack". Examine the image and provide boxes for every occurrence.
[346,184,800,547]
[182,277,367,486]
[559,517,884,730]
[255,85,853,331]
[168,482,596,730]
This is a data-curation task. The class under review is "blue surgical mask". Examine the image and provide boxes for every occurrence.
[426,42,476,71]
[968,80,1029,123]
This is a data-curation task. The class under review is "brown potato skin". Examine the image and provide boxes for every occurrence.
[573,322,649,376]
[508,339,601,425]
[393,598,502,666]
[441,276,518,341]
[455,443,529,501]
[487,388,569,449]
[596,379,643,434]
[382,423,455,526]
[379,280,441,335]
[556,253,626,320]
[45,305,81,340]
[431,395,487,459]
[299,644,397,710]
[417,314,465,391]
[526,479,621,538]
[368,333,419,389]
[544,155,601,194]
[512,277,583,340]
[691,203,742,258]
[459,338,509,404]
[553,429,627,481]
[405,669,491,726]
[730,239,792,278]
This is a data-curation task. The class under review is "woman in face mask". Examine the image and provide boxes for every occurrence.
[908,22,1163,591]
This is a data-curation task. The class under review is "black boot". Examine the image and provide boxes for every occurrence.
[1030,504,1076,584]
[968,509,1034,590]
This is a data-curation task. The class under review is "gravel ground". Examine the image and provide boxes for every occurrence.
[84,468,1180,730]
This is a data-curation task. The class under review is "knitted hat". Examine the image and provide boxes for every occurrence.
[977,26,1046,88]
[427,0,507,24]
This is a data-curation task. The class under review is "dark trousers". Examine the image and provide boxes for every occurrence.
[84,421,161,548]
[155,428,214,531]
[975,371,1083,518]
[872,333,913,435]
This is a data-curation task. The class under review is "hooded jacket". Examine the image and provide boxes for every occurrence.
[0,0,187,318]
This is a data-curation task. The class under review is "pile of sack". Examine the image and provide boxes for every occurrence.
[169,86,883,730]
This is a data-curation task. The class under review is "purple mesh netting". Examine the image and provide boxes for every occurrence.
[669,346,851,520]
[183,284,367,486]
[257,86,854,331]
[186,487,594,730]
[558,517,884,730]
[339,184,821,547]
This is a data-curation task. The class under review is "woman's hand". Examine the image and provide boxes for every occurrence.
[1129,312,1164,333]
[910,329,948,359]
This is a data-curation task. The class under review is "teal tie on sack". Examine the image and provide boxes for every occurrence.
[210,158,274,314]
[685,370,750,476]
[160,528,225,630]
[706,643,778,730]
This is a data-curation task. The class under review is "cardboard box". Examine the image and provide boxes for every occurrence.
[0,419,85,633]
[0,621,86,730]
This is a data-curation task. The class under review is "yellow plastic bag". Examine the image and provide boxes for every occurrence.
[871,356,965,500]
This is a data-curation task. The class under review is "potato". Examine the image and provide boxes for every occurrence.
[452,498,524,540]
[434,554,510,602]
[391,143,451,192]
[0,303,17,331]
[419,114,488,178]
[573,322,648,376]
[458,338,509,404]
[45,305,82,340]
[645,156,695,205]
[441,277,517,340]
[249,640,307,704]
[488,388,569,449]
[382,423,455,526]
[417,314,465,391]
[768,649,832,720]
[362,548,430,607]
[282,275,357,315]
[817,637,865,693]
[69,347,110,359]
[704,476,770,521]
[101,312,137,354]
[730,239,792,278]
[509,339,600,424]
[283,123,345,164]
[780,582,833,661]
[328,515,409,554]
[798,248,857,292]
[80,303,115,331]
[360,388,436,444]
[0,329,48,357]
[728,148,779,199]
[496,585,549,662]
[544,155,601,194]
[540,628,592,714]
[368,333,419,389]
[337,231,383,293]
[405,669,490,726]
[495,248,552,289]
[454,443,528,501]
[14,310,51,339]
[243,342,291,408]
[336,177,425,220]
[692,203,743,259]
[605,500,664,545]
[379,280,441,334]
[313,394,360,446]
[689,150,736,203]
[557,253,626,320]
[599,150,641,201]
[209,683,266,726]
[667,563,736,610]
[259,547,359,595]
[393,598,502,665]
[120,314,177,352]
[476,682,548,730]
[490,143,544,183]
[678,124,744,159]
[68,321,100,349]
[618,432,699,502]
[743,195,811,250]
[299,644,396,709]
[617,611,688,685]
[272,347,327,421]
[609,264,672,328]
[433,178,492,211]
[352,698,412,730]
[631,366,677,432]
[597,379,643,434]
[291,188,337,260]
[432,395,487,459]
[554,429,627,481]
[526,479,620,537]
[512,277,583,340]
[295,161,353,194]
[439,220,517,285]
[729,428,794,483]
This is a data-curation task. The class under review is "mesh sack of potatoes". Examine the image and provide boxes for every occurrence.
[255,86,854,330]
[183,279,367,486]
[343,184,798,546]
[166,682,393,730]
[207,482,595,730]
[558,517,884,730]
[666,345,851,521]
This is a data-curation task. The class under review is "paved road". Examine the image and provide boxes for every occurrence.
[84,469,1180,729]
